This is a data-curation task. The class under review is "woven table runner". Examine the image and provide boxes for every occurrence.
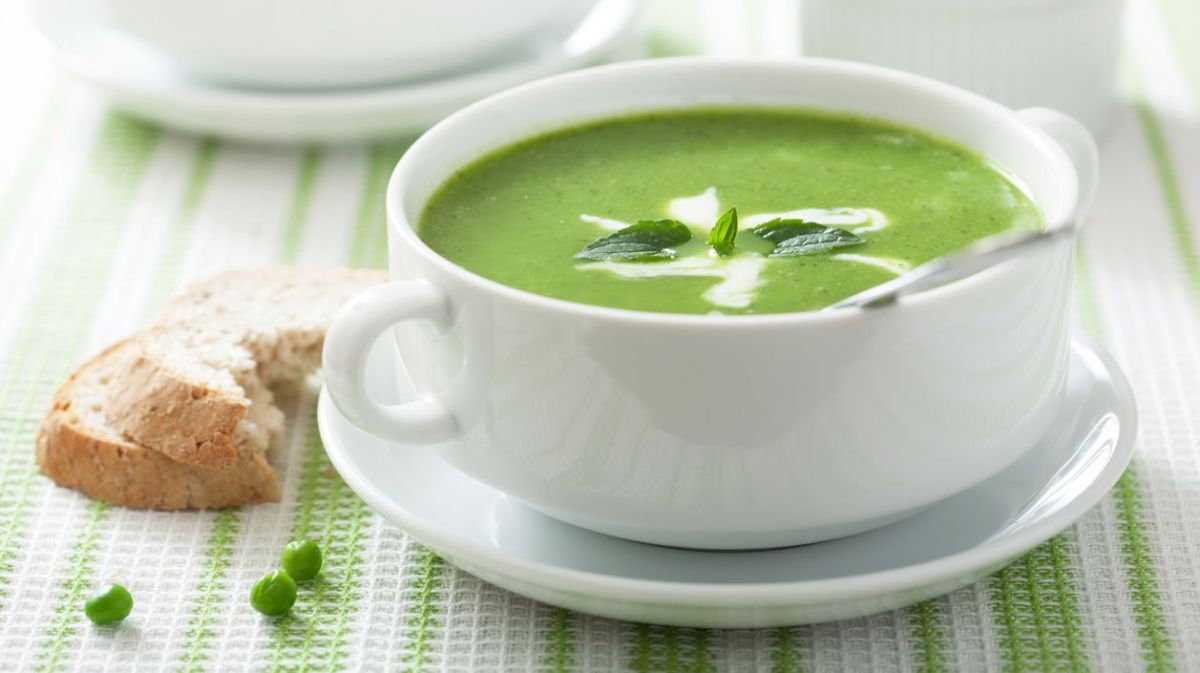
[2,0,1199,670]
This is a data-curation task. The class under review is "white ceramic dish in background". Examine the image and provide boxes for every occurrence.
[801,0,1127,134]
[93,0,569,89]
[323,58,1099,550]
[30,0,642,143]
[317,334,1135,628]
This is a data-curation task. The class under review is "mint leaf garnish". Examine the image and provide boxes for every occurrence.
[753,218,864,257]
[574,219,692,262]
[707,207,738,257]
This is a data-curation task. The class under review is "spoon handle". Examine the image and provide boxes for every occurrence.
[826,226,1075,311]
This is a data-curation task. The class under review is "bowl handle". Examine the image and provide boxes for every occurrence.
[323,280,458,444]
[1019,107,1100,226]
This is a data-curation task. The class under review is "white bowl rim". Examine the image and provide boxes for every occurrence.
[31,0,642,108]
[386,56,1080,328]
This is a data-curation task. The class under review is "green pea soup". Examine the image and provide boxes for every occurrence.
[418,108,1042,315]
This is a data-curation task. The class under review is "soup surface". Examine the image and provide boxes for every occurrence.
[419,109,1042,315]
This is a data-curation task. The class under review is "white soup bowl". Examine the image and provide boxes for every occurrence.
[93,0,568,89]
[323,58,1098,550]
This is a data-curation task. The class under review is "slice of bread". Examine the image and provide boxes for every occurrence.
[36,341,281,509]
[103,268,386,471]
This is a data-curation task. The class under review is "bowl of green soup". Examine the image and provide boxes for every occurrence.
[324,57,1097,549]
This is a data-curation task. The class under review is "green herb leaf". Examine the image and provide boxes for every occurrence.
[753,218,864,257]
[574,219,692,262]
[707,207,738,257]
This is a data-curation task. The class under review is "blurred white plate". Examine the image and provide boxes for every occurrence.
[317,334,1136,627]
[32,0,643,143]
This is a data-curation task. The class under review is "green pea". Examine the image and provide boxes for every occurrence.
[250,570,296,617]
[85,583,133,625]
[281,539,323,581]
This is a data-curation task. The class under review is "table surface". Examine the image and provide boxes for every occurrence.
[3,0,1200,671]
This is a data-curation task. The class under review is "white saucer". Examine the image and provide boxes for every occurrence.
[317,334,1135,628]
[32,0,642,143]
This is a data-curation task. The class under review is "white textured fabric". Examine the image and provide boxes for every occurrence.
[2,0,1199,671]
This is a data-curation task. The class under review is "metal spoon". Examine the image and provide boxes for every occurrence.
[825,226,1075,311]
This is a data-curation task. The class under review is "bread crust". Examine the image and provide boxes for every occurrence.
[36,342,280,509]
[104,342,244,471]
[101,267,385,471]
[37,268,385,508]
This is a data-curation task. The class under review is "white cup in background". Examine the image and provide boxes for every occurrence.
[93,0,570,89]
[801,0,1127,134]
